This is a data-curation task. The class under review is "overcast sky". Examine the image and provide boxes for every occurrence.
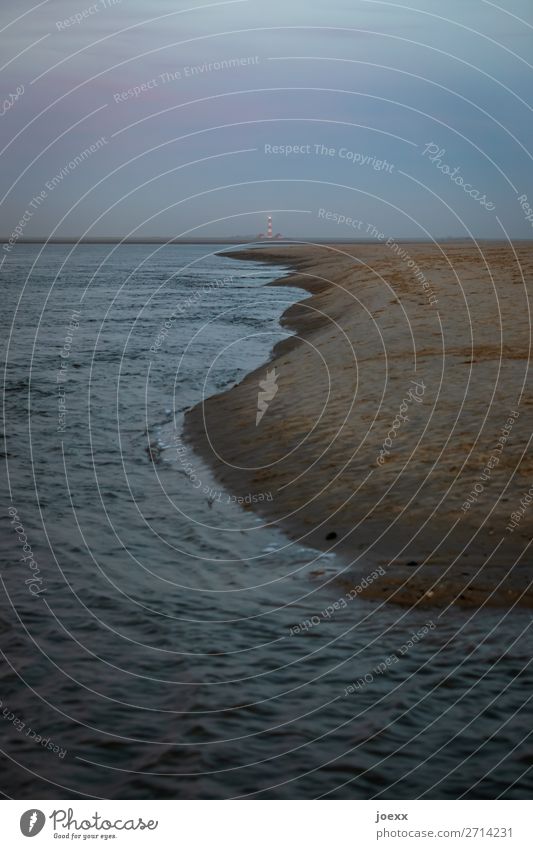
[1,0,532,240]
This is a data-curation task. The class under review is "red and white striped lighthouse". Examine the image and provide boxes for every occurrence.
[256,215,283,240]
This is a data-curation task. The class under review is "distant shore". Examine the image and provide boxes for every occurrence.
[5,237,523,246]
[185,241,533,608]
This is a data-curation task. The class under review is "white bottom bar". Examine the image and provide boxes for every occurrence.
[2,800,531,848]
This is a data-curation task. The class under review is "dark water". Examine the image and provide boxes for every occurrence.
[1,244,532,799]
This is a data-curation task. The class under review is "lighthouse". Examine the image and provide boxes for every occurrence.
[256,215,283,240]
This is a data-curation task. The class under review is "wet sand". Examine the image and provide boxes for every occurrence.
[185,241,533,607]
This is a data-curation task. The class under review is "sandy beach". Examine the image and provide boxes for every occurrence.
[185,241,533,608]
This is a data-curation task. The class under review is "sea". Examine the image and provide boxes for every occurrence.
[1,243,532,799]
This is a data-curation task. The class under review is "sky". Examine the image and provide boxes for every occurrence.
[1,0,532,241]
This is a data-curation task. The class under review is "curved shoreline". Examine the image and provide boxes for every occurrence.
[184,242,533,608]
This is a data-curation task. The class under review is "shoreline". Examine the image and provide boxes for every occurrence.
[184,242,533,608]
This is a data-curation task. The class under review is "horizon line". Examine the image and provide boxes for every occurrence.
[3,236,531,246]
